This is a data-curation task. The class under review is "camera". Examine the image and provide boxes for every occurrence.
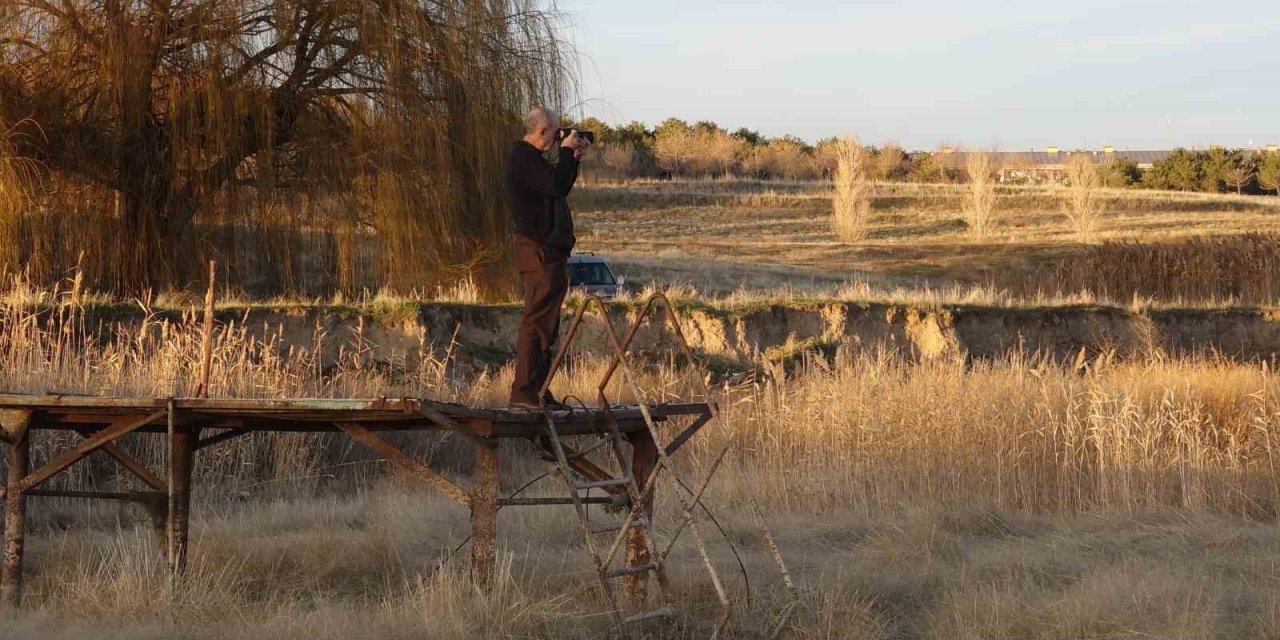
[556,128,594,144]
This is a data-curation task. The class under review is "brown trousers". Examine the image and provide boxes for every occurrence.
[509,236,569,405]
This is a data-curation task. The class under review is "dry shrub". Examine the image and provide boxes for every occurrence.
[962,150,999,236]
[831,137,872,242]
[580,142,638,182]
[1035,233,1280,305]
[1063,153,1105,238]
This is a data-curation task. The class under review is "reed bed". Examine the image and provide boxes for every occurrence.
[1037,233,1280,306]
[3,292,1280,516]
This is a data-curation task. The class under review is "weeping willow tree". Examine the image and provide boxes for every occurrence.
[0,0,569,296]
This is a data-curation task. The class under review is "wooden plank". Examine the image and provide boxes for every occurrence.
[0,395,705,423]
[0,395,167,410]
[335,422,471,506]
[491,403,709,424]
[15,411,166,493]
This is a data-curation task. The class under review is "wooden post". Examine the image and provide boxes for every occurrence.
[470,430,499,587]
[2,423,29,608]
[627,429,659,604]
[197,260,216,398]
[167,423,198,578]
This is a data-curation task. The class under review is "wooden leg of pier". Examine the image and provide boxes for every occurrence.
[167,425,198,578]
[627,429,659,604]
[470,435,499,587]
[2,419,30,608]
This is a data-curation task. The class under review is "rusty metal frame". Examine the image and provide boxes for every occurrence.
[537,292,801,637]
[533,293,739,634]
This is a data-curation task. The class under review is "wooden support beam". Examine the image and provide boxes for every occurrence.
[470,429,498,587]
[663,411,713,457]
[195,428,250,451]
[73,429,167,492]
[167,423,198,577]
[15,411,166,494]
[335,422,471,506]
[421,408,486,445]
[3,417,30,608]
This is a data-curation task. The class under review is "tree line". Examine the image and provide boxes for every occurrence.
[567,116,1280,196]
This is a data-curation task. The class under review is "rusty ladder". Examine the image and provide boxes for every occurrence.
[536,293,737,637]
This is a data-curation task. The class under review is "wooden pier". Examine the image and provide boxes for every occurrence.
[0,394,714,607]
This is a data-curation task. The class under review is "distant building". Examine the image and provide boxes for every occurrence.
[941,145,1277,185]
[992,147,1173,184]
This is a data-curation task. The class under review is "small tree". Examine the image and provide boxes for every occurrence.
[831,137,871,241]
[962,150,999,236]
[1103,157,1142,188]
[874,143,908,181]
[1143,148,1202,191]
[653,124,696,177]
[1260,151,1280,196]
[1225,165,1255,195]
[1200,146,1238,193]
[1063,154,1105,238]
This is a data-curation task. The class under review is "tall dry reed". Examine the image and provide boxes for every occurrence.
[962,150,999,236]
[2,286,1279,518]
[1063,153,1106,238]
[831,137,872,242]
[1035,233,1280,305]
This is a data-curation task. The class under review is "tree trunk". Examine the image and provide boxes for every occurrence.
[116,142,200,295]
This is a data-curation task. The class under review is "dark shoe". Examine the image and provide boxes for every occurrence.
[542,394,572,411]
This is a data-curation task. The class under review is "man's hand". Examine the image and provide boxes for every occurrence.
[573,133,592,159]
[560,129,579,149]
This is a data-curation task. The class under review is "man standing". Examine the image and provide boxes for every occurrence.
[507,107,590,411]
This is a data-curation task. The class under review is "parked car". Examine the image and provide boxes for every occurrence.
[567,252,624,299]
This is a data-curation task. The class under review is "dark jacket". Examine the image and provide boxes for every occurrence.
[505,141,579,250]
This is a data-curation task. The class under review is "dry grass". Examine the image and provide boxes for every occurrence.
[831,137,872,242]
[6,299,1280,636]
[572,178,1280,304]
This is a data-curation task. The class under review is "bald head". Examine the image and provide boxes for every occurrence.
[522,106,558,151]
[525,107,557,134]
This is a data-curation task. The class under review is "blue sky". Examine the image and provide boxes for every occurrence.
[560,1,1280,150]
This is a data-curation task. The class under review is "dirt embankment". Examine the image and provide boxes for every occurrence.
[66,301,1280,370]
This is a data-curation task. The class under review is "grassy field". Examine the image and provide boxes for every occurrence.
[572,179,1280,301]
[6,180,1280,638]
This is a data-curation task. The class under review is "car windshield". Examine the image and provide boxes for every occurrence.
[569,262,616,286]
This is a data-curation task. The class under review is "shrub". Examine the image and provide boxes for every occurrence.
[1063,154,1105,238]
[831,137,872,242]
[962,151,999,236]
